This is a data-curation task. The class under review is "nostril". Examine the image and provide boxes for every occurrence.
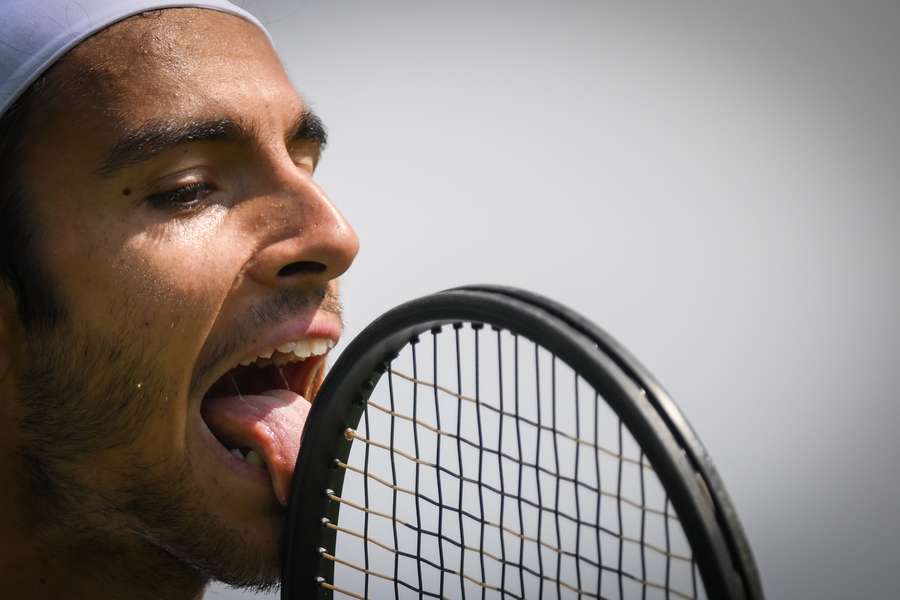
[277,261,327,277]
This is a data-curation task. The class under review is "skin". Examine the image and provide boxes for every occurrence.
[0,8,358,599]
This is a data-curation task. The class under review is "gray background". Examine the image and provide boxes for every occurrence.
[209,2,900,599]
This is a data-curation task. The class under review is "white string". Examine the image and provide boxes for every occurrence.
[322,504,695,599]
[388,369,653,470]
[345,427,678,521]
[335,459,691,563]
[316,349,702,599]
[317,578,365,600]
[325,519,598,597]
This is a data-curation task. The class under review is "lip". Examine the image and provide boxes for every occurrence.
[238,311,342,366]
[192,310,342,405]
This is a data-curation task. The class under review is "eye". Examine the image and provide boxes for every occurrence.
[290,140,321,175]
[290,153,316,175]
[296,158,316,175]
[146,181,214,210]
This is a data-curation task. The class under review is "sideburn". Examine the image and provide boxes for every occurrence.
[0,190,67,331]
[0,73,67,331]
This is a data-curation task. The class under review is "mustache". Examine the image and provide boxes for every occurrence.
[247,287,342,330]
[190,287,342,397]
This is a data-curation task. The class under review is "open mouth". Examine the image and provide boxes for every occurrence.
[203,338,332,404]
[199,337,333,505]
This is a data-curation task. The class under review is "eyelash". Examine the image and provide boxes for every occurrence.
[143,153,315,210]
[146,181,213,209]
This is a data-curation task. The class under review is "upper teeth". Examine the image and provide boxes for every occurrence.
[239,338,334,366]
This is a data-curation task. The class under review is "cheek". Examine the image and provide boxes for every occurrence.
[126,210,246,301]
[60,208,249,327]
[107,212,255,449]
[42,207,255,406]
[38,196,196,293]
[117,210,252,349]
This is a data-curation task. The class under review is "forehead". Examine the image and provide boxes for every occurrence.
[41,8,299,132]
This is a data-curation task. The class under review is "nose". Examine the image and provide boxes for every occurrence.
[245,169,358,289]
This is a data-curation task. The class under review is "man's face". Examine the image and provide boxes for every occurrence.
[11,9,357,589]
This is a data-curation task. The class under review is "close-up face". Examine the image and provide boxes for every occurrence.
[9,7,357,590]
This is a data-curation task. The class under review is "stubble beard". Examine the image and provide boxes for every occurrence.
[16,318,282,593]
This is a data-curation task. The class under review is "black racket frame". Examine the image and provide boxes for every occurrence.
[281,286,763,600]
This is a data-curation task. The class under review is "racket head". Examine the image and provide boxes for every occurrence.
[281,287,763,599]
[455,285,764,600]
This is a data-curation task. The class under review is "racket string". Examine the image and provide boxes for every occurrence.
[573,373,584,598]
[318,502,697,600]
[388,369,653,471]
[346,418,678,523]
[320,510,597,599]
[433,328,448,596]
[495,328,509,597]
[453,326,469,599]
[321,548,517,600]
[473,326,489,600]
[323,327,702,600]
[331,454,694,564]
[386,364,401,596]
[412,341,426,596]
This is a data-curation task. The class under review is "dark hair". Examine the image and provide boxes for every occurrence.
[0,75,64,330]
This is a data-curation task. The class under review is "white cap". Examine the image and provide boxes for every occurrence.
[0,0,270,116]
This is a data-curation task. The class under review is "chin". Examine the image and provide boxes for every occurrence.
[153,494,285,590]
[112,435,286,590]
[205,513,284,589]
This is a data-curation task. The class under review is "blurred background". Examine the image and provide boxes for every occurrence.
[209,2,900,598]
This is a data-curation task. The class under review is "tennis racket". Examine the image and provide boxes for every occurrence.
[281,286,763,599]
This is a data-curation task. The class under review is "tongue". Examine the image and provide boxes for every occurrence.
[201,389,310,506]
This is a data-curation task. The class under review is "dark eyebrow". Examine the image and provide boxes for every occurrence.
[97,117,248,177]
[96,110,327,177]
[289,110,327,145]
[286,110,328,157]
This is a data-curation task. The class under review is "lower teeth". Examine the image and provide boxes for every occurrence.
[229,447,266,469]
[245,450,265,468]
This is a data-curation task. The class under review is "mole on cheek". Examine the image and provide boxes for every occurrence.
[122,187,132,196]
